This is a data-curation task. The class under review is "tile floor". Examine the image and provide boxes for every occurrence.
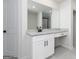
[4,46,76,59]
[47,46,76,59]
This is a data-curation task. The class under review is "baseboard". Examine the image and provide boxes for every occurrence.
[18,56,30,59]
[3,56,17,59]
[55,45,61,49]
[61,44,73,50]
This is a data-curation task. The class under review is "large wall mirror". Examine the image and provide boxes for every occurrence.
[27,0,52,30]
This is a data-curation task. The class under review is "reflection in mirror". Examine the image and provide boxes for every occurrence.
[27,0,52,30]
[42,12,52,29]
[27,10,38,29]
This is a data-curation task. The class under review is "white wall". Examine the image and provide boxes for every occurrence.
[59,0,73,49]
[18,0,28,59]
[59,0,71,28]
[73,0,76,10]
[51,9,60,28]
[28,11,38,29]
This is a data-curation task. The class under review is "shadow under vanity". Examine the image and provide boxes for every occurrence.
[26,0,69,59]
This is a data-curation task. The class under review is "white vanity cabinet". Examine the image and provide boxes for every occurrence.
[26,30,68,59]
[32,34,54,59]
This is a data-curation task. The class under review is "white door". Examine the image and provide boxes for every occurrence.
[3,0,8,56]
[3,0,18,56]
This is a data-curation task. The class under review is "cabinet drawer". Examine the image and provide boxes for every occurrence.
[54,32,68,37]
[32,35,49,42]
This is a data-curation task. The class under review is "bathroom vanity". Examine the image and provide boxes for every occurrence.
[26,29,68,59]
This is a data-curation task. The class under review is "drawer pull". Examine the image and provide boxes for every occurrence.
[44,41,48,47]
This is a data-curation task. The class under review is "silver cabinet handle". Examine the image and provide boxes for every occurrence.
[44,40,48,47]
[44,41,46,47]
[47,41,48,46]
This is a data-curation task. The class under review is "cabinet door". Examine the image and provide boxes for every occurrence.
[44,34,54,58]
[33,40,44,59]
[48,35,54,56]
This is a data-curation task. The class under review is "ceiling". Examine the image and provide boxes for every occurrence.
[53,0,76,4]
[53,0,76,3]
[53,0,65,3]
[28,0,52,14]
